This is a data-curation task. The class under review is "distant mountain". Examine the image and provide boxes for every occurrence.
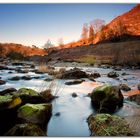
[0,43,47,58]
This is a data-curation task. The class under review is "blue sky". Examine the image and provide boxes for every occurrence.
[0,4,136,47]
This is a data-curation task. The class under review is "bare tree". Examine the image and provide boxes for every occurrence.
[91,19,105,33]
[58,38,64,48]
[43,39,54,49]
[81,23,89,41]
[88,24,95,44]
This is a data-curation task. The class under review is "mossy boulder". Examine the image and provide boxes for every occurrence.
[0,95,22,109]
[5,123,45,136]
[17,103,52,126]
[87,114,134,136]
[0,88,17,96]
[91,84,123,113]
[8,88,46,104]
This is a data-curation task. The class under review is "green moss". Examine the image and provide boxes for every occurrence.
[17,88,39,96]
[0,95,13,104]
[5,123,45,136]
[88,114,135,136]
[18,103,52,124]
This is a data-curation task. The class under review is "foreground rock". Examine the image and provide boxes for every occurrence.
[0,80,6,85]
[17,103,52,126]
[91,84,123,113]
[128,94,140,105]
[119,84,131,91]
[107,71,119,78]
[5,123,45,136]
[57,68,88,79]
[0,88,17,95]
[65,79,85,85]
[87,114,134,136]
[0,95,22,109]
[8,88,46,104]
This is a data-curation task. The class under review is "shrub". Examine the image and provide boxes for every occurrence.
[7,52,25,60]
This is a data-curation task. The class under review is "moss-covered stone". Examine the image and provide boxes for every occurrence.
[5,123,45,136]
[17,103,52,125]
[8,88,46,104]
[87,114,135,136]
[0,95,22,109]
[91,84,123,113]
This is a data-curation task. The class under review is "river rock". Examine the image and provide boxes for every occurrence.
[0,80,6,85]
[17,103,52,126]
[72,93,78,98]
[87,114,134,136]
[5,123,45,136]
[137,84,140,90]
[65,80,85,85]
[8,88,46,104]
[107,71,119,78]
[57,68,88,79]
[40,89,55,102]
[21,76,32,80]
[0,88,17,95]
[128,94,140,105]
[90,72,101,79]
[90,84,124,113]
[9,76,21,81]
[0,65,9,70]
[0,95,22,109]
[119,84,131,91]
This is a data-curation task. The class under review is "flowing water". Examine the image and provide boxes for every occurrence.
[0,64,140,136]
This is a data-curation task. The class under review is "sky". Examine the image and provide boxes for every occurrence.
[0,4,136,47]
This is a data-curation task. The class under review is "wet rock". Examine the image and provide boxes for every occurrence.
[65,80,85,85]
[87,114,134,136]
[40,89,55,102]
[16,70,29,74]
[107,71,119,78]
[0,80,6,85]
[17,103,52,126]
[137,84,140,90]
[122,72,127,76]
[57,68,88,79]
[44,78,53,82]
[12,62,24,66]
[8,71,13,74]
[0,95,22,109]
[88,77,96,82]
[5,123,45,136]
[35,71,45,74]
[90,72,101,79]
[9,76,21,81]
[21,76,32,80]
[54,112,60,117]
[72,93,78,98]
[0,88,17,95]
[0,65,9,70]
[119,84,131,91]
[30,64,35,68]
[90,84,124,113]
[8,88,46,104]
[128,94,140,105]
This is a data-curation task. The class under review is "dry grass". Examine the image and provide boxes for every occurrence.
[75,55,96,65]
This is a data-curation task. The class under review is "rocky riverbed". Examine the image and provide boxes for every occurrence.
[0,60,140,136]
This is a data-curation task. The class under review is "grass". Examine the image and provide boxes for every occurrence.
[75,55,96,65]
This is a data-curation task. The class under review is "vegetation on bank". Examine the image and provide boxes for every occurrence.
[75,55,96,65]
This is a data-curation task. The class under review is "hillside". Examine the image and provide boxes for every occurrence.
[0,43,47,58]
